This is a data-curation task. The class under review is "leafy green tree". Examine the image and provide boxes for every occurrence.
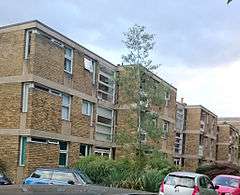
[117,24,169,162]
[227,0,233,4]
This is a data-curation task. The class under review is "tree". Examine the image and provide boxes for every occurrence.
[116,24,169,162]
[227,0,233,4]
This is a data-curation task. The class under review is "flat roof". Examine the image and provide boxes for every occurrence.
[0,20,116,69]
[186,105,217,117]
[118,65,177,91]
[217,121,239,133]
[218,117,240,122]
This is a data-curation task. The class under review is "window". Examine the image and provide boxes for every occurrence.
[198,135,204,146]
[174,158,181,166]
[80,144,92,156]
[97,65,115,102]
[22,83,32,112]
[175,133,183,155]
[19,136,27,166]
[200,177,214,189]
[94,147,111,158]
[24,30,32,60]
[31,170,52,179]
[165,91,170,106]
[84,57,95,72]
[140,130,147,143]
[176,107,184,130]
[64,47,73,74]
[62,94,71,120]
[29,137,47,144]
[96,107,114,142]
[165,175,195,188]
[52,171,76,182]
[22,83,34,112]
[163,120,169,134]
[59,142,68,167]
[82,100,93,116]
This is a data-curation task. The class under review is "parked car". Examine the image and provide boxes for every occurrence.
[212,175,240,195]
[0,169,12,185]
[23,168,93,185]
[21,167,155,194]
[159,171,218,195]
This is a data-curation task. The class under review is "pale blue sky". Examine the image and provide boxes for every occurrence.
[1,0,240,116]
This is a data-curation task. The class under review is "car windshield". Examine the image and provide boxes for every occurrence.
[165,175,195,188]
[75,170,93,184]
[213,176,240,188]
[31,170,52,179]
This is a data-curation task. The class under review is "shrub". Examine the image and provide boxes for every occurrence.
[141,169,165,192]
[76,153,177,192]
[196,163,240,179]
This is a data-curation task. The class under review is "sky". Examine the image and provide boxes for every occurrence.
[0,0,240,117]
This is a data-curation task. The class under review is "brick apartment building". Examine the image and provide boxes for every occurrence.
[217,118,240,165]
[216,121,239,165]
[0,20,239,183]
[116,66,177,159]
[0,20,118,182]
[173,104,218,171]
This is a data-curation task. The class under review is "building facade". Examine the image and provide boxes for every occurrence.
[173,101,186,166]
[0,20,117,182]
[116,66,177,159]
[216,122,239,165]
[181,105,218,171]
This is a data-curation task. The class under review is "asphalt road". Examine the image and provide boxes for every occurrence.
[0,185,157,195]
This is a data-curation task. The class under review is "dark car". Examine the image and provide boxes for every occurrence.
[0,169,12,185]
[23,168,93,185]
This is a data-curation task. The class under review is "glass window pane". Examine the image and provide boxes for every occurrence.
[62,107,69,120]
[52,172,75,181]
[95,132,111,141]
[20,137,27,166]
[82,101,92,116]
[59,142,67,151]
[65,48,72,58]
[64,59,72,73]
[82,101,88,115]
[97,116,112,125]
[84,57,93,72]
[31,170,52,179]
[62,95,70,106]
[96,124,111,134]
[80,144,86,156]
[59,153,67,166]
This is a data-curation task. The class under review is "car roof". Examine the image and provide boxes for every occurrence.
[215,175,240,179]
[35,167,80,172]
[168,171,205,178]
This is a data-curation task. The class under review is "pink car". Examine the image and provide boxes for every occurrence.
[212,175,240,195]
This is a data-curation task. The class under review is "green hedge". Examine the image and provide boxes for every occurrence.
[196,163,240,179]
[76,152,177,192]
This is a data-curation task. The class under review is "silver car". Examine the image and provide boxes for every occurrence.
[159,172,218,195]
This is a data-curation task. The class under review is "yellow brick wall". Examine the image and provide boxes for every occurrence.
[26,88,62,134]
[71,96,93,138]
[0,135,19,182]
[0,30,24,77]
[0,83,21,129]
